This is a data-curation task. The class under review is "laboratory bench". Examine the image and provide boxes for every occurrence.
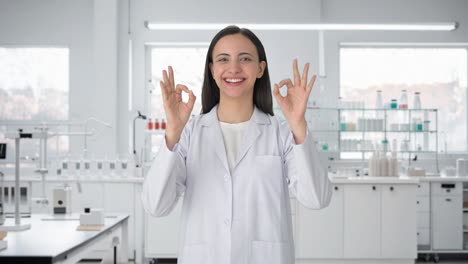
[0,214,129,264]
[2,174,468,263]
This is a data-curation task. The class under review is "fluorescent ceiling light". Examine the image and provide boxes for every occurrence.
[145,22,457,31]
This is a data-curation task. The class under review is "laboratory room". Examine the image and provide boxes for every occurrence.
[1,0,468,263]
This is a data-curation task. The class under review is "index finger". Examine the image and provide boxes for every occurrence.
[293,59,301,87]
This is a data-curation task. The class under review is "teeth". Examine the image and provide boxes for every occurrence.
[225,78,243,83]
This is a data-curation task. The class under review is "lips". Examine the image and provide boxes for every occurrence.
[224,78,245,83]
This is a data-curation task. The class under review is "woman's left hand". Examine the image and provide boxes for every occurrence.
[273,59,316,144]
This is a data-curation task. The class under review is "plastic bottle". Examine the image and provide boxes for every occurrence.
[161,118,167,129]
[399,90,408,109]
[376,90,383,109]
[379,151,388,176]
[368,152,375,176]
[413,92,421,109]
[389,152,398,177]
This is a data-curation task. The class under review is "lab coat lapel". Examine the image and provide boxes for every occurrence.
[201,105,230,175]
[232,107,270,171]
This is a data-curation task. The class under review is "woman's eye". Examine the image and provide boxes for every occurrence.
[240,57,252,62]
[217,57,228,62]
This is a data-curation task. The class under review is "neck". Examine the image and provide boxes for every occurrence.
[217,98,254,123]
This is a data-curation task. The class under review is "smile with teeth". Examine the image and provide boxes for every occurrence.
[224,78,245,83]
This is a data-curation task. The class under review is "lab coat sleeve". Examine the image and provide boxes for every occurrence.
[282,123,332,209]
[141,120,191,217]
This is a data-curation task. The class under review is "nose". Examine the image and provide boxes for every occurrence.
[227,60,241,74]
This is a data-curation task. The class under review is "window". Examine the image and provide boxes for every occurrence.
[0,47,69,120]
[340,47,468,152]
[149,46,208,119]
[0,47,70,162]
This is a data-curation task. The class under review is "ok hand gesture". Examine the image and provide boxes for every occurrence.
[160,66,196,149]
[273,59,316,144]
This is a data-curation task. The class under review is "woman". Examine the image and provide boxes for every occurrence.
[142,25,332,264]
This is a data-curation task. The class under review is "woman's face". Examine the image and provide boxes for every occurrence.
[210,33,266,102]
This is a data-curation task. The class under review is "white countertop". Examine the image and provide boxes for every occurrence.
[331,176,419,184]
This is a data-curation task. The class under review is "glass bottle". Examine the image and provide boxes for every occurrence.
[147,118,153,130]
[154,118,160,130]
[399,90,408,109]
[376,90,383,109]
[413,92,421,109]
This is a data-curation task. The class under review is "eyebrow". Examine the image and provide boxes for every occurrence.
[215,52,255,58]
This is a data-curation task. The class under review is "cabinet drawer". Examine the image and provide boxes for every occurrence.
[417,228,430,245]
[417,183,430,196]
[417,212,430,228]
[416,197,429,212]
[431,182,462,196]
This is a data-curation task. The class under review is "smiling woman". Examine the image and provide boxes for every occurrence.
[142,25,332,264]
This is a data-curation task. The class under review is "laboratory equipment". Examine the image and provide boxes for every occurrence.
[148,118,153,130]
[154,118,160,130]
[0,143,5,159]
[376,90,383,109]
[413,92,421,109]
[399,90,408,109]
[53,186,72,214]
[1,129,38,231]
[133,111,147,168]
[161,118,167,129]
[80,208,104,226]
[390,99,398,109]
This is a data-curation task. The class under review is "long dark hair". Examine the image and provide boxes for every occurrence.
[201,25,274,115]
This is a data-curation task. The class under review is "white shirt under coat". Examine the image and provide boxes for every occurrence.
[142,105,332,264]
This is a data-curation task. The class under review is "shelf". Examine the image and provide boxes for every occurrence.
[298,107,438,112]
[339,130,436,133]
[340,150,436,153]
[338,108,437,112]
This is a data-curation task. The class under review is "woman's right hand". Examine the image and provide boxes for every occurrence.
[160,66,196,150]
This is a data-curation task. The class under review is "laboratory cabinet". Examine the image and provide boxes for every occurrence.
[343,184,381,258]
[144,182,417,262]
[296,184,344,258]
[381,184,417,258]
[296,182,417,261]
[416,183,431,248]
[431,182,463,250]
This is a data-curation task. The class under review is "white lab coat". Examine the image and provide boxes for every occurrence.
[142,105,332,264]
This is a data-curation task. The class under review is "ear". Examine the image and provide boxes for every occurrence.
[257,61,266,78]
